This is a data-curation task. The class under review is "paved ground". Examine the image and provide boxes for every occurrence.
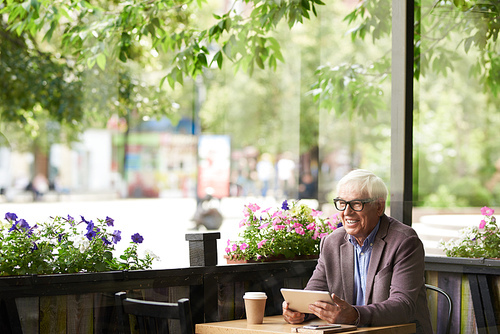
[0,195,484,269]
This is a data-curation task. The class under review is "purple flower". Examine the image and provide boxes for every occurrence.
[80,215,91,224]
[66,215,75,225]
[281,200,289,211]
[105,216,114,226]
[58,233,64,243]
[101,237,112,245]
[5,212,18,221]
[31,242,38,252]
[85,230,97,240]
[17,219,31,231]
[8,222,17,232]
[86,221,94,232]
[131,233,144,244]
[112,230,122,244]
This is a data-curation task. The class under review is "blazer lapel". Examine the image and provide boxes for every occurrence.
[365,215,389,304]
[340,238,354,304]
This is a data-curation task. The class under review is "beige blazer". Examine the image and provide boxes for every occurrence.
[305,214,432,334]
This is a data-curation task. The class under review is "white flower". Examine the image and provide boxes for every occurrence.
[0,220,10,230]
[69,233,90,253]
[144,249,160,261]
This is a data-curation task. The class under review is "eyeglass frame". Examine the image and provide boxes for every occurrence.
[333,198,375,212]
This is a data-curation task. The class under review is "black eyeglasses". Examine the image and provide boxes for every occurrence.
[333,198,374,212]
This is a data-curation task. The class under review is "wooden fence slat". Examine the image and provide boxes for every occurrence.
[478,275,498,334]
[40,295,66,334]
[93,292,116,334]
[461,275,478,334]
[492,275,500,330]
[16,297,38,334]
[218,283,235,321]
[468,274,488,334]
[438,272,461,334]
[234,281,246,320]
[425,270,439,332]
[67,294,93,334]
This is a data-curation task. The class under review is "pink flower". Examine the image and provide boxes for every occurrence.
[259,222,270,229]
[225,247,231,254]
[248,203,260,212]
[262,207,271,213]
[257,239,267,249]
[239,219,247,228]
[274,225,286,230]
[227,239,231,246]
[319,232,329,239]
[306,223,316,230]
[481,206,495,216]
[231,243,238,252]
[295,227,305,235]
[240,243,248,251]
[479,219,487,229]
[243,208,250,217]
[311,209,322,217]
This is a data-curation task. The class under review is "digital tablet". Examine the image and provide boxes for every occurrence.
[280,288,334,313]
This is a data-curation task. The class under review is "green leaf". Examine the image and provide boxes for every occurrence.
[464,36,473,53]
[96,53,106,70]
[87,57,96,69]
[197,53,208,67]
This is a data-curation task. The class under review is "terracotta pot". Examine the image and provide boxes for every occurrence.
[224,254,318,264]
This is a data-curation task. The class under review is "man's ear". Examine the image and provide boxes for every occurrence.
[376,200,386,217]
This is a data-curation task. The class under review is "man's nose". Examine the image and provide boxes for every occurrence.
[344,203,355,214]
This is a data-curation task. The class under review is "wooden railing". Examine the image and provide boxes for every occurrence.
[425,256,500,334]
[0,232,499,333]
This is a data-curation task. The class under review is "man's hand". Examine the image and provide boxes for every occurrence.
[282,301,305,324]
[307,294,359,324]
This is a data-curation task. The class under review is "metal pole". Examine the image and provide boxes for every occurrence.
[391,0,414,226]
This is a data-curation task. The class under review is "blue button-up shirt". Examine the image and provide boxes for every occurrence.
[349,220,380,306]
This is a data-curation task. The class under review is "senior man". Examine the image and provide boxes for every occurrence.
[283,169,432,333]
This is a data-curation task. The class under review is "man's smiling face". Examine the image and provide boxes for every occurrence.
[337,186,384,246]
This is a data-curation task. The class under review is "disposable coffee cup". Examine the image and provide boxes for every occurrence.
[243,292,267,324]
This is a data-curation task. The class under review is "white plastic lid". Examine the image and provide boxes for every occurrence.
[243,292,267,299]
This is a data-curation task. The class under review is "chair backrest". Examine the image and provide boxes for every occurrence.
[425,284,452,334]
[115,291,194,334]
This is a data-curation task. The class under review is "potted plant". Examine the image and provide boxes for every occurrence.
[440,206,500,259]
[0,212,158,276]
[225,200,342,263]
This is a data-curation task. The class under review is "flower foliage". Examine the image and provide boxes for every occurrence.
[0,213,158,276]
[440,206,500,259]
[225,200,343,262]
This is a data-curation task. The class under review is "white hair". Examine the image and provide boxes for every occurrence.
[337,169,388,201]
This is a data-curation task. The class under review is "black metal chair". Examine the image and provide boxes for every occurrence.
[115,291,194,334]
[425,284,452,334]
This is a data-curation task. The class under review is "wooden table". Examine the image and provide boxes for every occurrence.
[196,315,416,334]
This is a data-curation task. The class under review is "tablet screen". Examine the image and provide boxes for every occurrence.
[281,288,334,313]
